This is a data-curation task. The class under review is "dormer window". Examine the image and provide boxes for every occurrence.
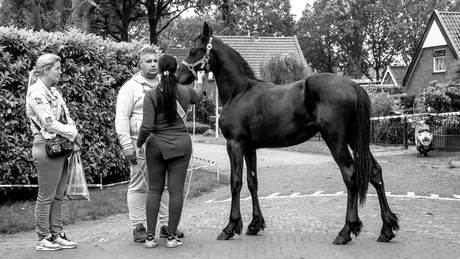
[433,49,446,73]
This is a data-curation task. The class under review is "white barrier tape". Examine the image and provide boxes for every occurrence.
[371,111,460,121]
[1,183,103,188]
[192,156,219,165]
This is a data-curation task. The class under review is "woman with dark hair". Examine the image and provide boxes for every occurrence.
[137,54,206,248]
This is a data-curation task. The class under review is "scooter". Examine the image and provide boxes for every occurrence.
[415,119,434,157]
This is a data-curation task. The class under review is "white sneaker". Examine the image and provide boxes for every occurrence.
[53,233,77,249]
[166,234,182,248]
[36,234,62,251]
[144,234,157,248]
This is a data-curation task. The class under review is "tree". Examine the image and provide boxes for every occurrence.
[394,0,451,65]
[239,0,295,36]
[70,0,98,34]
[90,0,146,42]
[155,15,224,49]
[296,0,340,73]
[139,0,205,45]
[296,0,457,79]
[363,0,402,80]
[0,0,70,31]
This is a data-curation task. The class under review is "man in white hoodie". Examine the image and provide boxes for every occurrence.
[115,47,184,242]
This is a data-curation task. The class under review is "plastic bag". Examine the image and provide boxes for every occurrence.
[65,151,90,201]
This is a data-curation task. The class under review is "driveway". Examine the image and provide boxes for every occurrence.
[1,136,459,259]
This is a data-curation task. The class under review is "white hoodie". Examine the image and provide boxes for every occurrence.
[115,72,156,152]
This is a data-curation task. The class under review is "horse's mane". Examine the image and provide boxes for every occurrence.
[212,36,260,82]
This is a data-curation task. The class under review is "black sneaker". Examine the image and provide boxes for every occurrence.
[133,223,147,243]
[160,225,184,238]
[166,233,182,248]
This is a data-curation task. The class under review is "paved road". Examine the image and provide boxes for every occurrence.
[1,141,459,259]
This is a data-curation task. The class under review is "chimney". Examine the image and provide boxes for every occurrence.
[251,31,260,41]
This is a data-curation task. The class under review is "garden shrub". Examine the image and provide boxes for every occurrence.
[0,26,151,199]
[424,81,460,113]
[259,52,312,84]
[368,91,397,117]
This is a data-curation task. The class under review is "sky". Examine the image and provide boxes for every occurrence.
[290,0,314,20]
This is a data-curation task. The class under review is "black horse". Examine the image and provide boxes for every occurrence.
[178,22,399,245]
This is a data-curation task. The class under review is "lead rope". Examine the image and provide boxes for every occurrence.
[184,84,197,205]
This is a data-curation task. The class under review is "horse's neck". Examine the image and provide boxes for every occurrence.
[213,46,254,105]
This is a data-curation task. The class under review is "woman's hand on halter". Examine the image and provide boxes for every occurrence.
[197,70,206,84]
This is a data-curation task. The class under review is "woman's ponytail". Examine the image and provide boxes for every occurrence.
[157,54,180,125]
[28,68,37,87]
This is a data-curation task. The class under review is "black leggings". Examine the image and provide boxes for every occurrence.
[145,135,191,235]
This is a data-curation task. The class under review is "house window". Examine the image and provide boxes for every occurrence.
[433,49,446,73]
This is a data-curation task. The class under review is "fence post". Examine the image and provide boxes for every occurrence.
[403,115,408,149]
[100,173,103,206]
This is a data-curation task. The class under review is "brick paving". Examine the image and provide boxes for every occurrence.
[1,141,460,259]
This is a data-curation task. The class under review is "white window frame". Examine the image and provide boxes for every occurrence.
[433,49,446,73]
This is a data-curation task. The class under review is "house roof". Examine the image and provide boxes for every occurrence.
[218,34,307,77]
[403,10,460,86]
[381,66,407,86]
[166,48,189,64]
[169,33,307,78]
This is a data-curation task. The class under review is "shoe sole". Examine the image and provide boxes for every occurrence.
[36,246,62,251]
[166,242,182,248]
[60,245,77,249]
[145,243,157,248]
[134,238,146,243]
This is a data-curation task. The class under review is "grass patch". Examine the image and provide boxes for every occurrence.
[0,168,228,235]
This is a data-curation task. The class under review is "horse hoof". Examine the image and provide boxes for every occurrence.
[332,235,351,245]
[377,233,394,242]
[246,227,259,236]
[217,231,234,240]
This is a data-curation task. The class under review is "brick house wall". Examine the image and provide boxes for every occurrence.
[406,45,455,96]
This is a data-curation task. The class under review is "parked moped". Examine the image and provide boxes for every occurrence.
[415,119,434,157]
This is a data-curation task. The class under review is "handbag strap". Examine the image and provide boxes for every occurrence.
[176,100,187,126]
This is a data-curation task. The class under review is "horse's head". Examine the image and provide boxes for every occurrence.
[177,22,215,85]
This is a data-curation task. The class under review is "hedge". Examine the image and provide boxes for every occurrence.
[0,27,151,198]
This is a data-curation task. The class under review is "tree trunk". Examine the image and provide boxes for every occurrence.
[145,0,159,45]
[31,0,43,31]
[53,0,68,31]
[70,0,95,33]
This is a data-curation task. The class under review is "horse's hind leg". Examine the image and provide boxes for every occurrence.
[244,148,265,235]
[217,140,244,240]
[323,137,362,245]
[370,153,399,242]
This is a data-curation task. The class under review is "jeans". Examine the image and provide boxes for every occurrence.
[33,134,70,240]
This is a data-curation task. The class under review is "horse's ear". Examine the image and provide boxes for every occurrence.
[202,22,213,40]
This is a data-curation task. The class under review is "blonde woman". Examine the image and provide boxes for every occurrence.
[26,53,82,251]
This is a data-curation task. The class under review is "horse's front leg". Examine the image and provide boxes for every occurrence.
[244,148,265,235]
[217,140,244,240]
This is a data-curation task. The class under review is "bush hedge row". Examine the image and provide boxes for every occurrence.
[0,27,145,194]
[0,27,212,199]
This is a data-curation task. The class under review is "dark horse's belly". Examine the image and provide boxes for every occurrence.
[219,80,320,149]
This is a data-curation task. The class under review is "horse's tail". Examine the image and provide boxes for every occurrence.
[353,84,371,206]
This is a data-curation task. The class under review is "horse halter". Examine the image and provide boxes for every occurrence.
[182,37,213,79]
